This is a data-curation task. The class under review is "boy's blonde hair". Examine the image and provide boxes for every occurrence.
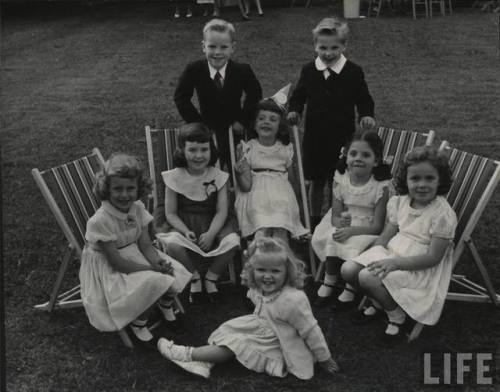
[203,18,236,41]
[312,17,349,44]
[241,237,306,290]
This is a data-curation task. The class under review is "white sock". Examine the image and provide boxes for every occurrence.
[204,270,219,294]
[159,298,176,321]
[363,306,377,316]
[317,273,337,297]
[385,306,406,335]
[158,338,194,361]
[337,284,356,302]
[191,271,202,293]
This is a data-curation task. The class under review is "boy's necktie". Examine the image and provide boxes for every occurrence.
[325,67,332,79]
[214,72,223,91]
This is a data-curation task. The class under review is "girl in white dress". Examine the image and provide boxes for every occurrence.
[157,237,339,379]
[79,154,192,343]
[312,131,392,308]
[234,97,308,244]
[343,146,457,341]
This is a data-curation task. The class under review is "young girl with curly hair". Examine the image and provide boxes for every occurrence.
[342,146,456,342]
[79,153,192,343]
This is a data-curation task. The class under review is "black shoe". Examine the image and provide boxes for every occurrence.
[314,295,332,307]
[207,291,221,304]
[330,297,358,311]
[380,321,406,346]
[189,292,204,304]
[241,13,251,21]
[350,307,384,325]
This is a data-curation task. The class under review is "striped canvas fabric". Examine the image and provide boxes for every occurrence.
[445,147,499,245]
[32,149,104,258]
[145,127,180,210]
[377,126,434,176]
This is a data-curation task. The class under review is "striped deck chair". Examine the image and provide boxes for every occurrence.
[228,125,316,277]
[442,141,500,305]
[377,126,436,176]
[32,149,134,347]
[32,148,184,348]
[144,125,237,284]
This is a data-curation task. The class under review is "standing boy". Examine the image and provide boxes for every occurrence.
[287,17,375,228]
[175,19,262,170]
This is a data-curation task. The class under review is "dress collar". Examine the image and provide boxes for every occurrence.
[102,200,137,221]
[315,55,347,75]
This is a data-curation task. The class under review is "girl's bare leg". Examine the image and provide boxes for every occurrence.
[209,246,238,275]
[358,268,398,310]
[192,345,235,363]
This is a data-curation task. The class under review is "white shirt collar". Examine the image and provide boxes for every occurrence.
[208,62,227,80]
[315,55,347,78]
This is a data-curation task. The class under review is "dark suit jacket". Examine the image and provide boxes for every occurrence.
[174,59,262,163]
[289,60,374,180]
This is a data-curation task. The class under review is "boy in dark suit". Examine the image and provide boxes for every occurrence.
[175,19,262,170]
[287,17,375,228]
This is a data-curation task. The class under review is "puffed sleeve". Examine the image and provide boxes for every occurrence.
[135,201,154,227]
[282,291,331,362]
[85,213,118,243]
[284,143,294,169]
[386,195,400,226]
[332,171,345,201]
[375,180,395,204]
[213,167,229,190]
[429,200,457,239]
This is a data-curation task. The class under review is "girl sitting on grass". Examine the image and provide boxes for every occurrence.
[158,237,339,379]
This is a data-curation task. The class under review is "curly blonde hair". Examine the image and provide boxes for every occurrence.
[241,237,306,290]
[94,153,152,201]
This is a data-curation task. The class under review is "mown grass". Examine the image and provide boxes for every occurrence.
[2,3,500,391]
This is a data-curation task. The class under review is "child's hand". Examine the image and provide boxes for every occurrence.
[151,259,173,275]
[360,116,376,130]
[159,259,174,276]
[332,227,355,242]
[318,358,340,374]
[198,231,215,252]
[184,230,197,242]
[367,258,399,279]
[339,212,352,227]
[232,121,246,135]
[234,157,250,174]
[286,111,300,125]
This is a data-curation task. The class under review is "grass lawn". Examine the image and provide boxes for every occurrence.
[2,2,500,391]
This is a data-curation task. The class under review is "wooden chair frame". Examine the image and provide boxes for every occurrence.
[144,125,237,284]
[228,125,317,277]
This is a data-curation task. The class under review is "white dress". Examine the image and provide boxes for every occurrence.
[311,171,392,261]
[235,139,308,238]
[79,201,192,332]
[351,195,457,325]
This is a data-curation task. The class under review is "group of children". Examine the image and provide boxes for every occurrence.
[78,16,458,381]
[172,0,262,21]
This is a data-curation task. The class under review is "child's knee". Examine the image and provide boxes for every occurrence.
[340,261,360,282]
[358,268,378,291]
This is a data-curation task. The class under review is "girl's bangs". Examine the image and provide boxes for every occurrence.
[251,248,287,266]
